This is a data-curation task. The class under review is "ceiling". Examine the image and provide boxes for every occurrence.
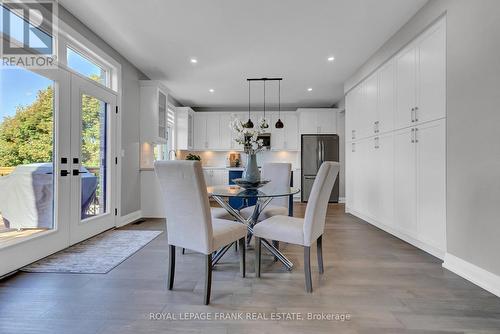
[59,0,427,110]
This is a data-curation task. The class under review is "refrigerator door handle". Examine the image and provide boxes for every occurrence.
[317,140,321,168]
[322,140,325,163]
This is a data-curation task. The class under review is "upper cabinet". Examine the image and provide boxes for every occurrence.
[140,80,169,144]
[270,112,298,151]
[191,111,298,151]
[346,18,445,140]
[396,19,446,128]
[193,112,221,150]
[175,107,194,150]
[377,60,396,134]
[298,108,338,135]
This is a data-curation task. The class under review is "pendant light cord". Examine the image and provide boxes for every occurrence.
[278,80,281,118]
[248,80,251,119]
[263,80,266,119]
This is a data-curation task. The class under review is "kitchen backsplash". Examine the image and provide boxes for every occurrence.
[177,150,300,169]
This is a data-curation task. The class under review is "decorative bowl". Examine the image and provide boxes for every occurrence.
[233,178,270,190]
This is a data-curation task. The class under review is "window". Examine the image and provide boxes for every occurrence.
[67,47,108,86]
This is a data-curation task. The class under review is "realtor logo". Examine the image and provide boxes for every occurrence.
[1,0,57,68]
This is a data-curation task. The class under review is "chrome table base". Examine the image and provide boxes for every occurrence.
[211,195,293,270]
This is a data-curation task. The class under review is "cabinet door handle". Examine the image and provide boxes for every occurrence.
[411,128,415,143]
[352,143,356,152]
[411,108,415,122]
[414,128,419,143]
[414,107,419,122]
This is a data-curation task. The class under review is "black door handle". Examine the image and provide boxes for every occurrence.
[60,170,69,177]
[72,169,88,176]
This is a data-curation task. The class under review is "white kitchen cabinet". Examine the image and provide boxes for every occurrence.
[140,81,169,144]
[193,112,208,150]
[359,75,377,139]
[416,22,446,124]
[270,112,298,151]
[396,46,417,130]
[298,108,338,135]
[345,85,361,141]
[193,112,221,150]
[345,142,354,211]
[203,168,228,187]
[377,60,396,134]
[175,107,194,150]
[218,113,235,150]
[393,126,417,236]
[374,133,394,227]
[416,119,446,251]
[206,114,220,149]
[396,19,445,129]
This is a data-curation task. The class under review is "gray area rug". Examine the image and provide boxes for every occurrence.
[22,230,163,274]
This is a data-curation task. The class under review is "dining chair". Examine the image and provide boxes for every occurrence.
[212,162,292,221]
[154,160,247,305]
[253,161,340,293]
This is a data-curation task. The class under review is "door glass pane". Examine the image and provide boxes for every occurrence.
[81,94,107,220]
[0,66,55,243]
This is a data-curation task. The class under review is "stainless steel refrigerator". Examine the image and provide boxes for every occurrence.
[301,134,339,202]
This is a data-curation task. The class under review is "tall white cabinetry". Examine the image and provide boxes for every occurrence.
[345,18,446,258]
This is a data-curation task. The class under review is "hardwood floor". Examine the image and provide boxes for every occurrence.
[1,203,500,333]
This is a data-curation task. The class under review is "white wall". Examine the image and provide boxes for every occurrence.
[344,0,500,278]
[59,6,148,216]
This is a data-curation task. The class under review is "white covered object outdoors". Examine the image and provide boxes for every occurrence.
[0,163,97,229]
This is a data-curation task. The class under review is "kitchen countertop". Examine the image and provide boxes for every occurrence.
[141,166,300,171]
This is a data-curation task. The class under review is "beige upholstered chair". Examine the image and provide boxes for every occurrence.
[212,162,292,221]
[154,160,247,305]
[253,161,340,293]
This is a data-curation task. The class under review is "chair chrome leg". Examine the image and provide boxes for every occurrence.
[182,248,185,255]
[304,246,313,293]
[239,238,246,277]
[168,245,176,290]
[317,235,324,274]
[272,240,279,261]
[255,237,261,278]
[204,253,212,305]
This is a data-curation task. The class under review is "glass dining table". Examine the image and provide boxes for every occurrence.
[207,184,300,270]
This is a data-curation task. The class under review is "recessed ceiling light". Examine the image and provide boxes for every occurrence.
[209,88,214,93]
[307,88,313,92]
[327,56,335,62]
[190,58,198,64]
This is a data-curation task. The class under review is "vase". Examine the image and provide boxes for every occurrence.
[242,153,260,183]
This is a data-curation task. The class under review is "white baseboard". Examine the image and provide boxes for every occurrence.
[348,208,445,260]
[338,197,346,204]
[443,253,500,297]
[117,210,142,227]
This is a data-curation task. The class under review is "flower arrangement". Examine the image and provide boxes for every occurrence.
[229,116,267,154]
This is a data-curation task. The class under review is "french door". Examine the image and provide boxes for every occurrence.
[0,69,118,276]
[69,75,117,244]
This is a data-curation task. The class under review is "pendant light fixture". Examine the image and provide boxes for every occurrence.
[261,80,269,129]
[243,80,254,128]
[275,80,284,128]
